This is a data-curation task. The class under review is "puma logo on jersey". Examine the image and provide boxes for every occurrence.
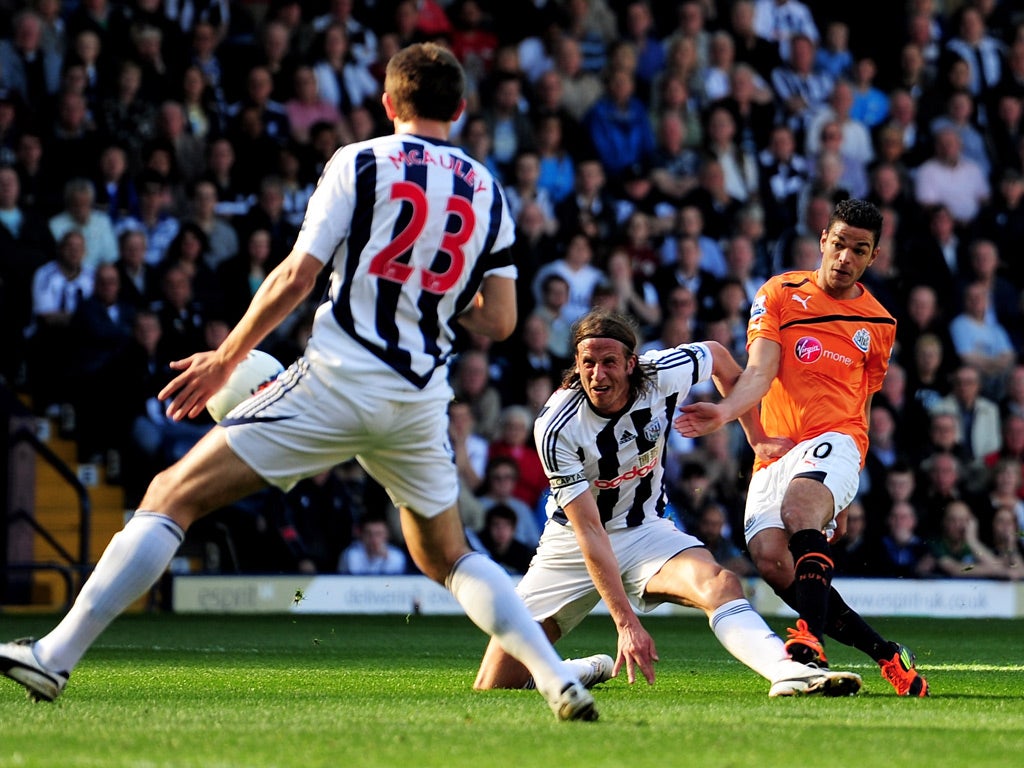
[791,294,811,309]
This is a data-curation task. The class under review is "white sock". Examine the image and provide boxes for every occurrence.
[709,598,809,682]
[34,512,184,673]
[446,552,572,699]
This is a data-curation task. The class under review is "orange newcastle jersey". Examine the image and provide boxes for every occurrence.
[747,270,897,471]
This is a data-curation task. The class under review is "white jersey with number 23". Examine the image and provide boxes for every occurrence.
[295,133,517,395]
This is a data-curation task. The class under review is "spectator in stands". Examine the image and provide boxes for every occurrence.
[973,169,1024,289]
[551,36,604,124]
[481,72,534,180]
[928,500,1013,579]
[93,144,140,229]
[477,456,541,552]
[47,178,118,271]
[989,506,1024,576]
[909,205,968,315]
[310,21,379,121]
[447,399,488,533]
[695,500,756,577]
[98,59,158,174]
[866,162,919,251]
[949,282,1017,400]
[1001,368,1024,421]
[178,64,224,143]
[584,67,655,182]
[70,262,137,465]
[873,501,934,579]
[155,100,207,188]
[915,126,990,227]
[806,81,873,175]
[532,232,605,325]
[770,33,833,149]
[849,55,889,129]
[930,89,992,178]
[653,234,717,316]
[476,504,533,576]
[930,364,1001,482]
[623,0,665,99]
[752,0,818,64]
[113,229,158,311]
[157,221,219,310]
[275,467,356,575]
[874,88,929,170]
[861,401,906,502]
[216,227,271,327]
[555,156,619,244]
[531,273,574,362]
[604,246,661,338]
[945,4,1006,110]
[0,9,63,117]
[914,451,984,539]
[233,175,297,269]
[27,230,93,415]
[981,454,1024,533]
[0,165,55,385]
[122,174,181,267]
[150,263,206,364]
[769,190,831,277]
[184,179,239,269]
[488,405,547,512]
[965,240,1022,347]
[757,124,810,240]
[337,513,407,576]
[728,1,780,82]
[832,500,877,577]
[451,348,502,442]
[701,106,759,205]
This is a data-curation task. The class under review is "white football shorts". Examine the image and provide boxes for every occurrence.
[516,516,703,635]
[742,431,862,543]
[223,357,458,517]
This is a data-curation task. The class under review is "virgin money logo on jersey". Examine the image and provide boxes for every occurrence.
[794,336,854,365]
[794,336,823,363]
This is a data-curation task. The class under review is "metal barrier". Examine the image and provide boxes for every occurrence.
[4,426,91,612]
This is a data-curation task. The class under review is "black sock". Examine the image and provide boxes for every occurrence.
[787,528,833,642]
[778,583,896,663]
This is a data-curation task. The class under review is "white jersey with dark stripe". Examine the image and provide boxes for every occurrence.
[535,343,713,531]
[295,133,516,395]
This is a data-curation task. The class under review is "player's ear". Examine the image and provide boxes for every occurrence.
[450,97,466,123]
[626,355,637,375]
[382,92,396,121]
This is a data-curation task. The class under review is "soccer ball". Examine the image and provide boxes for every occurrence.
[206,350,285,423]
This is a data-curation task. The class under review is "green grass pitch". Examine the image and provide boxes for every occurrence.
[1,613,1022,768]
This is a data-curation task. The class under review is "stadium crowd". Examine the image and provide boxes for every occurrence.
[2,0,1023,580]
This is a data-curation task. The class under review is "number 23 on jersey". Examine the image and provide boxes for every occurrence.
[368,181,476,294]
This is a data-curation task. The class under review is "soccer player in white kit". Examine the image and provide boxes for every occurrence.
[474,309,862,697]
[0,43,597,721]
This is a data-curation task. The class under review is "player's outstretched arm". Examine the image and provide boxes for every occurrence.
[700,340,794,461]
[562,493,658,685]
[160,249,323,420]
[676,337,781,438]
[457,272,517,341]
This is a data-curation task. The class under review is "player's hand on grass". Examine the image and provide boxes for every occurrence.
[674,402,727,438]
[159,352,233,421]
[613,621,659,685]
